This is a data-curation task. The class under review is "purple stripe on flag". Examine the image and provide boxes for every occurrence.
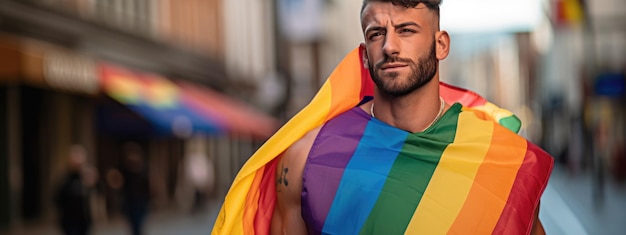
[301,108,371,234]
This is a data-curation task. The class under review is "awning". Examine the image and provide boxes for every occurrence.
[99,64,277,139]
[99,64,224,136]
[177,81,278,139]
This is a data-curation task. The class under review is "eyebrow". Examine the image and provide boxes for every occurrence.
[365,21,422,34]
[394,22,421,29]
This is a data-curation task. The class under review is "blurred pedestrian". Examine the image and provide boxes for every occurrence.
[107,142,150,235]
[184,148,214,214]
[55,144,97,235]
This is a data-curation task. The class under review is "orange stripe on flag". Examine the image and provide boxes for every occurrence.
[243,166,266,235]
[326,48,365,121]
[447,122,526,234]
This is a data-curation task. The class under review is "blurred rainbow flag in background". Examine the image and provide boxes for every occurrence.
[555,0,585,26]
[99,64,225,136]
[99,64,277,138]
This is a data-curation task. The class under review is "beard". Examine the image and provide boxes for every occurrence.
[368,40,438,98]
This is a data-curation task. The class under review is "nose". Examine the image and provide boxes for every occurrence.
[382,33,400,57]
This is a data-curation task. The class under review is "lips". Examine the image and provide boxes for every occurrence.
[380,63,407,70]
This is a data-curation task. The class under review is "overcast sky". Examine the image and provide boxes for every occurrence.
[441,0,544,34]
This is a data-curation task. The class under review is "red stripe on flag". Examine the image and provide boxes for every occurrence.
[440,82,487,107]
[253,158,279,235]
[492,141,553,234]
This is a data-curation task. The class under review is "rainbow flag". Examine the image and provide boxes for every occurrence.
[212,46,553,234]
[302,104,552,234]
[555,0,585,26]
[99,64,226,135]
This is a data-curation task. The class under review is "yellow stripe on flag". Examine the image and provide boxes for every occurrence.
[213,173,253,235]
[564,0,584,23]
[405,111,493,234]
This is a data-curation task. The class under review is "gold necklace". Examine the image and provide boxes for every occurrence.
[370,96,445,132]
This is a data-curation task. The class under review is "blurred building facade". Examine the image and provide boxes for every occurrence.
[0,0,278,232]
[539,0,625,185]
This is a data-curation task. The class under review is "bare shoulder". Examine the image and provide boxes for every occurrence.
[283,126,321,164]
[276,126,321,192]
[272,126,322,234]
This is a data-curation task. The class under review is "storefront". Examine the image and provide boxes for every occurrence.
[0,35,277,228]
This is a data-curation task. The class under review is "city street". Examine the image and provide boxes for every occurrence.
[1,0,623,235]
[540,165,626,235]
[3,199,223,235]
[4,164,625,235]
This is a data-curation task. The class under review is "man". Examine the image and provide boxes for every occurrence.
[213,0,553,234]
[119,142,150,235]
[55,145,97,235]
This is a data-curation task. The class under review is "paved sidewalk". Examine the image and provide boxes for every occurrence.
[540,165,626,235]
[5,165,625,235]
[3,199,223,235]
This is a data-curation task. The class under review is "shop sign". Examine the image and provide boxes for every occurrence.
[43,51,99,94]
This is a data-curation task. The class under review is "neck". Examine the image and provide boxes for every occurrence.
[368,80,447,133]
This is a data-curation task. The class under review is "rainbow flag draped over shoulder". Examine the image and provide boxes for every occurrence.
[301,104,552,234]
[212,46,552,235]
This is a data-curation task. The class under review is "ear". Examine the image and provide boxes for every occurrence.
[435,30,450,60]
[360,43,369,69]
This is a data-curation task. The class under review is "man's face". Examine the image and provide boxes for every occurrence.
[361,2,439,97]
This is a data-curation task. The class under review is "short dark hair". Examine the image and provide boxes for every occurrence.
[361,0,442,17]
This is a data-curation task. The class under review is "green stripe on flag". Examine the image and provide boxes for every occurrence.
[498,115,521,133]
[359,106,461,234]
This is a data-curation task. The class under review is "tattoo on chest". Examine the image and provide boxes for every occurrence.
[276,164,289,191]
